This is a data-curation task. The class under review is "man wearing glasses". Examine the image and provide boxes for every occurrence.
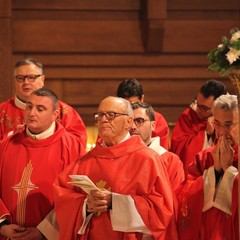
[171,79,227,176]
[117,78,170,150]
[130,101,184,189]
[130,101,184,239]
[54,96,174,240]
[177,94,239,240]
[0,58,87,149]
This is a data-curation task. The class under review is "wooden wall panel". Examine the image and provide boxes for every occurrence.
[12,0,140,10]
[12,20,238,53]
[168,0,238,11]
[6,0,240,128]
[13,54,210,67]
[13,20,144,53]
[0,0,12,102]
[46,77,234,125]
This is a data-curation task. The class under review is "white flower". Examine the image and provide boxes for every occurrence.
[218,44,223,48]
[231,31,240,42]
[226,47,240,64]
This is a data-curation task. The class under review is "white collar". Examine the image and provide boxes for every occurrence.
[26,121,56,140]
[190,100,197,112]
[14,96,26,110]
[102,132,131,147]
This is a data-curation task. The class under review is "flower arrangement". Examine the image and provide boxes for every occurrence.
[207,27,240,76]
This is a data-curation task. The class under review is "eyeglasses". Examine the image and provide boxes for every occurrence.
[15,74,43,83]
[212,120,239,130]
[196,102,212,112]
[133,117,150,127]
[94,112,129,121]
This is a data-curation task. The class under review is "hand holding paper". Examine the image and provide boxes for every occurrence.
[68,175,100,194]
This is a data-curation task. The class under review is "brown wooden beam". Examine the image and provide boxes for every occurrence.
[0,0,13,101]
[142,0,167,53]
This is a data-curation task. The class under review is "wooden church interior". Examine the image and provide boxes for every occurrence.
[0,0,239,148]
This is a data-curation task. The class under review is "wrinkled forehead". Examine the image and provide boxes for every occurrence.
[213,108,238,122]
[133,107,148,118]
[98,97,126,112]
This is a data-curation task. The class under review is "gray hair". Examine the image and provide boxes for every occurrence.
[213,94,238,113]
[30,88,59,111]
[14,58,44,74]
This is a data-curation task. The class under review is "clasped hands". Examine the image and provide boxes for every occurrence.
[86,189,112,214]
[211,135,234,172]
[0,225,43,240]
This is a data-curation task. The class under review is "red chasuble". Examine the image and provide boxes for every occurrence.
[54,136,174,240]
[170,107,207,175]
[0,122,82,234]
[152,111,169,150]
[177,146,239,240]
[160,151,185,192]
[0,97,87,148]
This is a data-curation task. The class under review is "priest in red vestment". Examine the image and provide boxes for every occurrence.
[176,94,239,240]
[54,96,174,240]
[130,101,185,240]
[0,88,84,240]
[117,78,170,149]
[171,79,227,175]
[0,58,87,149]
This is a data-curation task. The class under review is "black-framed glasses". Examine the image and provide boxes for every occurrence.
[15,74,43,83]
[212,120,239,130]
[133,117,150,127]
[94,112,129,121]
[194,99,211,112]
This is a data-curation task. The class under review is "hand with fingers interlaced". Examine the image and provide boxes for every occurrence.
[86,190,112,214]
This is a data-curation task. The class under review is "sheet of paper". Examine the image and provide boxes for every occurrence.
[68,175,100,194]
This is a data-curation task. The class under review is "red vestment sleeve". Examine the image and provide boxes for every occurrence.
[152,111,169,150]
[58,101,87,149]
[171,108,207,175]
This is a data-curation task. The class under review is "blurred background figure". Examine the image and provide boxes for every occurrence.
[171,79,227,175]
[117,78,170,149]
[0,58,87,149]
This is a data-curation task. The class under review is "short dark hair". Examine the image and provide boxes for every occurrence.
[117,79,143,100]
[131,102,155,121]
[14,58,44,74]
[30,88,58,110]
[199,79,227,99]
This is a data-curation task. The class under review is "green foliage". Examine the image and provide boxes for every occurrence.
[207,27,240,76]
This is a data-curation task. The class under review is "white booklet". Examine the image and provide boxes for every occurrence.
[68,175,100,194]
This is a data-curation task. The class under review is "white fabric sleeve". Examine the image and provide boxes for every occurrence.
[110,193,151,234]
[203,166,216,212]
[37,209,59,240]
[78,198,94,234]
[203,165,238,215]
[0,218,7,223]
[214,166,238,215]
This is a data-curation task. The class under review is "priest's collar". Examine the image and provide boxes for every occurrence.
[101,132,131,147]
[190,100,197,112]
[26,121,56,140]
[15,96,27,110]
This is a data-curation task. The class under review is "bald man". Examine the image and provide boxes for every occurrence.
[54,96,174,240]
